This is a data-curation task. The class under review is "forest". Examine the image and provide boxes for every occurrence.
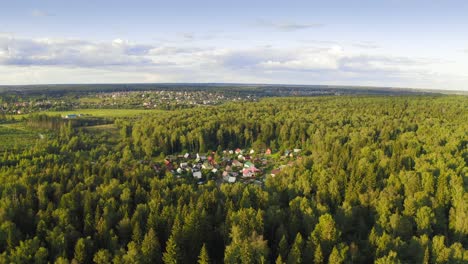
[0,95,467,263]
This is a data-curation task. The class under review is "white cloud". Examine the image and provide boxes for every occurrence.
[0,35,466,90]
[0,36,154,67]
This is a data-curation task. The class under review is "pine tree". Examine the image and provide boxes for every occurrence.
[303,234,316,264]
[73,238,87,264]
[423,246,430,264]
[198,243,210,264]
[277,235,289,260]
[142,228,162,264]
[287,233,303,264]
[93,249,112,264]
[275,255,285,264]
[314,244,323,264]
[163,235,180,264]
[132,222,142,244]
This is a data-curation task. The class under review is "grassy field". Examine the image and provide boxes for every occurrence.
[11,108,165,119]
[85,124,120,137]
[0,123,44,151]
[2,108,164,151]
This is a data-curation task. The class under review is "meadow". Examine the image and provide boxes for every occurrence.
[10,108,165,120]
[0,123,43,151]
[1,108,164,151]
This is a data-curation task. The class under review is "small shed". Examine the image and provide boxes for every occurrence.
[193,171,202,179]
[228,176,237,183]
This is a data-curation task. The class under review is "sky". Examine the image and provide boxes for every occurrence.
[1,0,468,90]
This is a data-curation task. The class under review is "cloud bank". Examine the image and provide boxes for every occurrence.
[0,35,466,90]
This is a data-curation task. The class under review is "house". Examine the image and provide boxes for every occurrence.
[211,168,218,173]
[250,149,255,154]
[202,162,213,170]
[244,161,254,168]
[193,171,202,179]
[229,150,234,154]
[237,154,245,160]
[64,114,77,119]
[180,162,188,169]
[242,169,254,177]
[184,153,190,159]
[225,165,232,172]
[232,160,243,167]
[265,148,272,155]
[235,148,242,154]
[208,155,216,165]
[228,176,237,183]
[164,160,174,171]
[242,166,260,177]
[293,149,302,153]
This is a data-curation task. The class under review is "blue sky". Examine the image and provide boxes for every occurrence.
[1,0,468,90]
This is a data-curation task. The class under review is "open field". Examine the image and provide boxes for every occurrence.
[84,124,120,137]
[10,108,165,119]
[0,123,44,151]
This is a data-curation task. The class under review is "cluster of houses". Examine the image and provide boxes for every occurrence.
[1,100,68,115]
[95,90,256,109]
[158,147,302,185]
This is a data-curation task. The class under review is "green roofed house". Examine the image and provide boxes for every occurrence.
[244,161,254,168]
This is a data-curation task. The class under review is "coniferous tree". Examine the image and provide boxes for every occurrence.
[198,243,210,264]
[141,228,162,264]
[163,235,180,264]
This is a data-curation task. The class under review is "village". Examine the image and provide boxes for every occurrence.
[96,90,256,109]
[156,147,303,186]
[1,89,258,115]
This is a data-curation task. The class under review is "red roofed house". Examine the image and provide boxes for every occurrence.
[242,166,260,178]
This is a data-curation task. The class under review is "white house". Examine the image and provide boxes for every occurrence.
[193,171,202,179]
[228,176,237,183]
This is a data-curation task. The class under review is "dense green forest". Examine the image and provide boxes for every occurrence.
[0,96,467,263]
